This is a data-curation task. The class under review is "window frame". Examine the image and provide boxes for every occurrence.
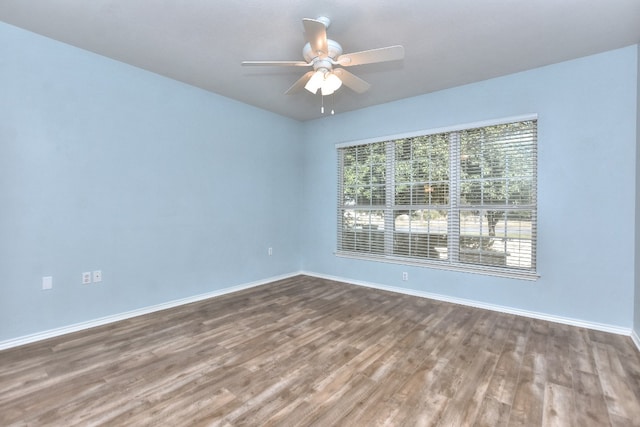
[336,114,539,280]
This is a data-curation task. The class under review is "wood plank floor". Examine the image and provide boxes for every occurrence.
[1,275,640,426]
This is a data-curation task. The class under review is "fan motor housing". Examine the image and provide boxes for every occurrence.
[303,39,343,62]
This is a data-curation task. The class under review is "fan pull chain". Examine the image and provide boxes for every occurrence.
[320,94,336,115]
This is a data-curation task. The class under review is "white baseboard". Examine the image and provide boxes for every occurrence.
[0,272,299,351]
[632,330,640,352]
[301,271,633,337]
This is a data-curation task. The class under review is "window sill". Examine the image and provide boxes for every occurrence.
[335,251,539,281]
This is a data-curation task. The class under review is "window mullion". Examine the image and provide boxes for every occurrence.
[337,149,345,251]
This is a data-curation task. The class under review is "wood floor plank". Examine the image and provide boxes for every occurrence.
[474,396,512,427]
[573,370,613,427]
[1,275,640,426]
[541,382,576,427]
[568,327,598,375]
[436,349,499,426]
[592,342,640,424]
[508,319,549,426]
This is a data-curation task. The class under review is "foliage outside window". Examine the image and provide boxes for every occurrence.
[337,117,537,279]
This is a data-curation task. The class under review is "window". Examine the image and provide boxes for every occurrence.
[337,116,537,279]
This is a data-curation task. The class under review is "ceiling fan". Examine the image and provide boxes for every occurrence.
[241,16,404,97]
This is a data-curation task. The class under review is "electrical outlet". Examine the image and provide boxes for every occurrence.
[82,272,92,285]
[268,247,273,256]
[402,272,408,281]
[93,270,102,283]
[42,276,53,290]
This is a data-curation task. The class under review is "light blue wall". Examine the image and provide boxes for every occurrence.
[0,22,303,341]
[301,46,638,328]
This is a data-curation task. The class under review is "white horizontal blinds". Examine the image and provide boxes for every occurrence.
[337,116,537,278]
[458,120,537,270]
[338,141,387,255]
[392,133,450,261]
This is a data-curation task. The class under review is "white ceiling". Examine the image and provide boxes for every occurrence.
[1,1,639,121]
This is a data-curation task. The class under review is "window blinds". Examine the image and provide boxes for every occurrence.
[337,117,537,279]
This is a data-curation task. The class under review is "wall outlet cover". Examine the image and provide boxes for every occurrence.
[82,272,92,285]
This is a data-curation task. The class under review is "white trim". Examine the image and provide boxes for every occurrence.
[335,252,540,281]
[632,329,640,352]
[0,272,299,351]
[335,113,538,148]
[301,271,633,337]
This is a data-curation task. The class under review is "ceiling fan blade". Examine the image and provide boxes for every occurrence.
[285,71,314,94]
[337,45,405,66]
[242,60,310,67]
[303,18,328,57]
[333,69,371,94]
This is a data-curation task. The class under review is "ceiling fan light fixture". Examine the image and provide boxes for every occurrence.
[320,86,334,96]
[305,68,343,96]
[321,72,342,95]
[304,69,326,94]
